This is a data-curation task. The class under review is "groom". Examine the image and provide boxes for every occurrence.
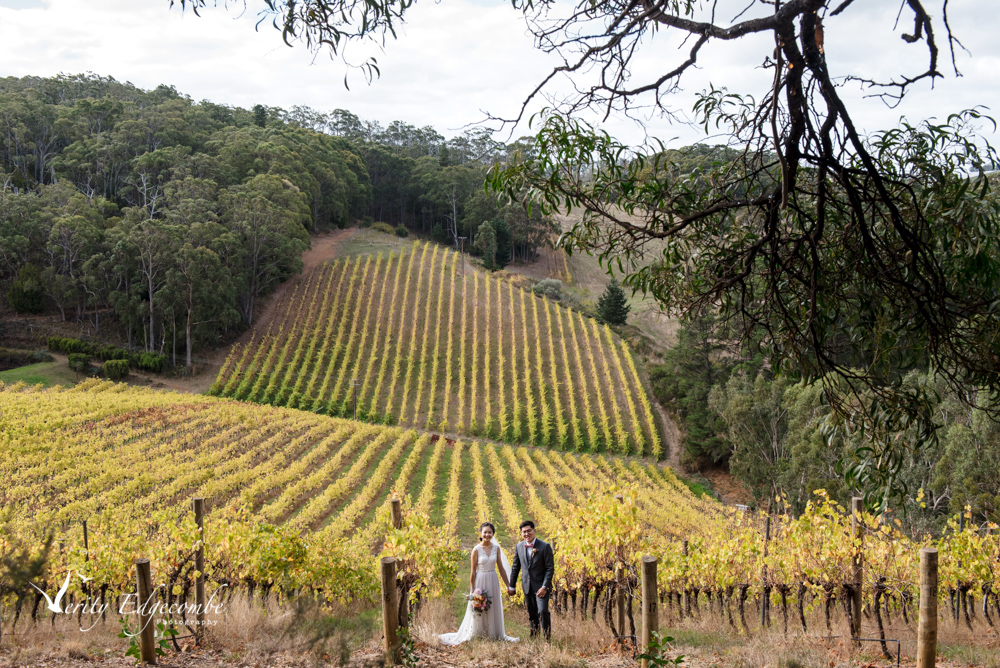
[507,520,555,640]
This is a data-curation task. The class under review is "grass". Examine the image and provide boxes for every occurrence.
[430,446,454,527]
[503,212,680,353]
[404,437,436,500]
[940,641,1000,667]
[455,445,478,541]
[335,228,415,258]
[0,360,79,387]
[1,591,381,666]
[657,625,741,652]
[675,474,714,499]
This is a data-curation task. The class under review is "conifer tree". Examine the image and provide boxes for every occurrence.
[596,280,629,326]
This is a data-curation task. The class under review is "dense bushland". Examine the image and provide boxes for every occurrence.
[0,74,559,365]
[653,316,1000,531]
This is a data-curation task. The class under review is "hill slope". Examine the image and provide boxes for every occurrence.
[211,241,663,456]
[2,382,709,548]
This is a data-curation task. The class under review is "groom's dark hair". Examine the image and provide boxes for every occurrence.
[519,520,535,530]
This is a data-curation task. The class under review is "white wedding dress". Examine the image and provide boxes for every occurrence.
[438,541,519,644]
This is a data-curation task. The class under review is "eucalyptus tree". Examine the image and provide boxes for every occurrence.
[223,173,309,326]
[165,237,239,367]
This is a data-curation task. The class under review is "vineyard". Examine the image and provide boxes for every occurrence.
[209,242,662,456]
[0,382,686,619]
[3,382,998,659]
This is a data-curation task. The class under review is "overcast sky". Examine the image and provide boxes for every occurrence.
[0,0,997,148]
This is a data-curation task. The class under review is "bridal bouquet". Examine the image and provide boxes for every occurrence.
[467,588,492,615]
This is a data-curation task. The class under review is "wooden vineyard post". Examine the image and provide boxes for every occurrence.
[616,563,626,643]
[614,494,626,643]
[390,498,403,530]
[381,557,400,666]
[682,540,690,618]
[135,559,156,665]
[761,515,771,630]
[640,555,658,668]
[193,497,206,642]
[851,497,863,640]
[82,520,90,625]
[956,511,965,627]
[917,548,938,668]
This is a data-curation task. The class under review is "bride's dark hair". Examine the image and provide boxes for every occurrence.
[479,522,496,535]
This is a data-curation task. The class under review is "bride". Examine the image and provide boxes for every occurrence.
[438,522,518,644]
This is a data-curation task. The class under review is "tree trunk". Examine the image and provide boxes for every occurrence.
[841,584,856,636]
[983,584,994,628]
[797,583,808,633]
[186,307,194,368]
[778,585,789,636]
[824,588,833,634]
[738,585,749,634]
[874,579,892,660]
[591,584,603,619]
[147,274,155,352]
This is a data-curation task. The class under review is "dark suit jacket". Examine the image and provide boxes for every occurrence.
[509,539,554,593]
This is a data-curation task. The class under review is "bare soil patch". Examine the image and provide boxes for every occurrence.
[699,468,753,506]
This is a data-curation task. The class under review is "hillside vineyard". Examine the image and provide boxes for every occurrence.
[0,384,693,542]
[211,242,662,456]
[1,383,697,586]
[7,382,999,638]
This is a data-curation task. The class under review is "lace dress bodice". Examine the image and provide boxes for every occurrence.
[476,544,499,573]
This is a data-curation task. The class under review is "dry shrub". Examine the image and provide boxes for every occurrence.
[4,646,45,667]
[63,641,89,661]
[0,609,124,655]
[201,594,379,664]
[0,593,378,667]
[413,597,455,641]
[465,637,590,668]
[413,596,623,667]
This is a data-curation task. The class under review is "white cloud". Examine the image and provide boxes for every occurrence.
[0,0,996,147]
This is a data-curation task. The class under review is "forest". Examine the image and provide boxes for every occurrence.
[651,314,1000,534]
[0,73,555,364]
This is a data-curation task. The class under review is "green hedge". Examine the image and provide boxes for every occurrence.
[136,352,166,373]
[68,353,90,373]
[103,359,130,380]
[46,337,166,374]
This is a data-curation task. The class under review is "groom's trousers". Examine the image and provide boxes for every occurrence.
[525,588,551,640]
